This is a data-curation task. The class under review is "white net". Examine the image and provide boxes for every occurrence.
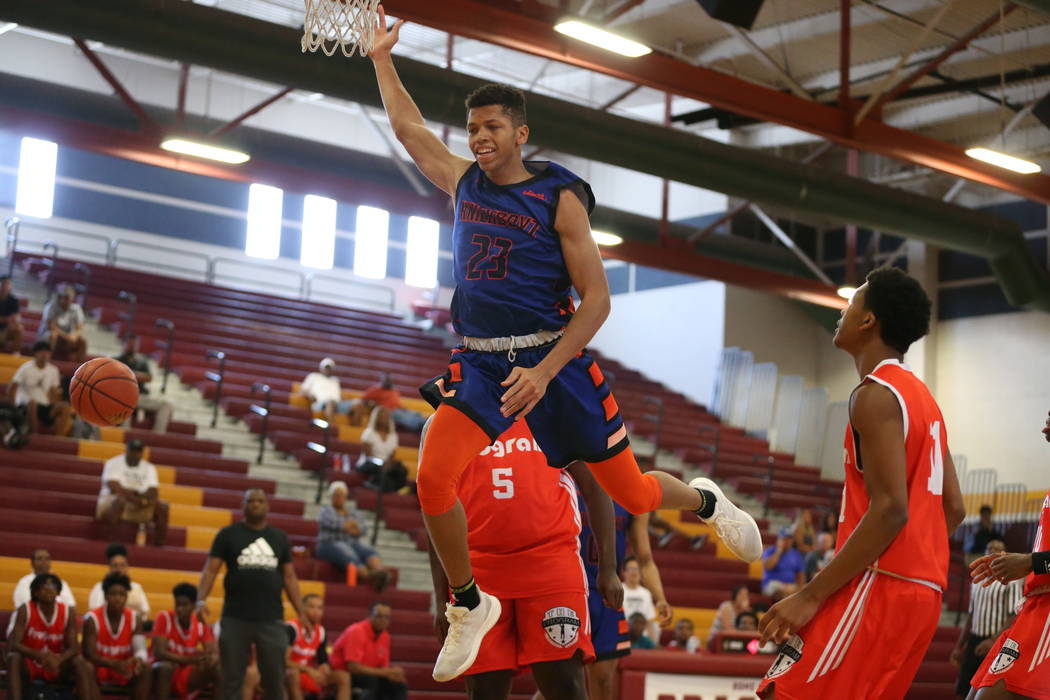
[301,0,380,58]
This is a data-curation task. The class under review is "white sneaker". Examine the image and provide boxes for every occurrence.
[432,590,502,682]
[689,477,763,562]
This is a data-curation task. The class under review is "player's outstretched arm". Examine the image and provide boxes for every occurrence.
[569,463,623,611]
[368,6,472,196]
[500,191,611,419]
[760,383,909,645]
[629,513,672,628]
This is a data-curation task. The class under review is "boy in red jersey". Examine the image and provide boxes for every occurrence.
[370,7,761,680]
[426,418,622,699]
[6,573,92,698]
[965,409,1050,700]
[286,593,343,700]
[758,267,966,699]
[83,572,152,700]
[152,582,219,700]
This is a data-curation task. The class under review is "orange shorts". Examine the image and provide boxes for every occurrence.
[970,594,1050,699]
[171,664,194,697]
[757,570,941,700]
[96,665,133,686]
[299,670,322,694]
[466,589,595,674]
[25,658,61,683]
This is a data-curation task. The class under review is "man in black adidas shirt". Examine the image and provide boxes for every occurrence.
[199,489,304,700]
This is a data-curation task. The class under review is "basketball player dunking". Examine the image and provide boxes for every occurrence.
[965,410,1050,700]
[757,267,967,699]
[368,5,762,682]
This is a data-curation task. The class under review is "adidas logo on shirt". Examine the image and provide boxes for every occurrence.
[236,537,279,569]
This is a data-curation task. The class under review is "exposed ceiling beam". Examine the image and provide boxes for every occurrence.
[71,37,156,134]
[209,86,292,137]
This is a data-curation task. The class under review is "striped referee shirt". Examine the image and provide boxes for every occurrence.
[969,578,1024,637]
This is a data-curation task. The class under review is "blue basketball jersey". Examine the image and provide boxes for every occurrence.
[451,161,596,338]
[578,493,630,589]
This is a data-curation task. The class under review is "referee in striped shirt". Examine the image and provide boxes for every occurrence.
[950,538,1024,699]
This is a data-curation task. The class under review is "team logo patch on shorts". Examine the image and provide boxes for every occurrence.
[542,606,581,648]
[990,638,1021,674]
[765,635,804,679]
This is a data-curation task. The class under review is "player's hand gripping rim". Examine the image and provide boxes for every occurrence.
[500,365,552,419]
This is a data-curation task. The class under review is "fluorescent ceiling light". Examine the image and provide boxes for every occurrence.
[245,183,283,260]
[591,230,624,246]
[554,19,651,58]
[16,137,58,219]
[965,147,1041,175]
[354,205,389,280]
[837,286,857,300]
[0,23,18,36]
[405,216,440,288]
[161,138,250,164]
[300,194,337,270]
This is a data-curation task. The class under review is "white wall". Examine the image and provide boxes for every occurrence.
[592,281,726,408]
[934,310,1050,490]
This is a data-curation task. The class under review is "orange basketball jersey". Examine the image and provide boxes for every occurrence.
[458,420,586,599]
[1025,489,1050,598]
[839,359,949,590]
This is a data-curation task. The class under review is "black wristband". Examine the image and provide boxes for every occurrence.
[1034,551,1050,576]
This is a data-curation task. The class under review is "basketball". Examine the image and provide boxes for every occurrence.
[70,357,140,426]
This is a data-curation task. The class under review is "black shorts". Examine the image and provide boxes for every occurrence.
[34,403,56,427]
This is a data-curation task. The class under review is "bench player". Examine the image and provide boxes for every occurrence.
[757,267,966,699]
[966,409,1050,700]
[368,7,762,680]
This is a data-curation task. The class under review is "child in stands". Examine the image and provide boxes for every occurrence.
[82,572,152,700]
[286,593,345,700]
[152,582,220,700]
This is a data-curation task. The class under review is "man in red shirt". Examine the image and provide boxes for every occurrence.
[329,602,407,700]
[151,582,219,700]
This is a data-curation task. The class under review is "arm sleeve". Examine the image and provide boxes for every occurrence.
[209,528,229,560]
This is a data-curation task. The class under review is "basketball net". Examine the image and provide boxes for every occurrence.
[301,0,380,58]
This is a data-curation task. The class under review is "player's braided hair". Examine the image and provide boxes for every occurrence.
[465,83,527,127]
[862,267,931,354]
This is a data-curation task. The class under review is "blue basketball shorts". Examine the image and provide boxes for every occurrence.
[587,587,630,661]
[420,343,629,468]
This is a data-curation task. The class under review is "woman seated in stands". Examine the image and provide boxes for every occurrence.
[88,543,151,624]
[707,584,753,648]
[358,407,408,493]
[315,481,390,591]
[792,507,816,555]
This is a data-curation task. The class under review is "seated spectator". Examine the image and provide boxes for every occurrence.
[666,618,700,653]
[965,505,1004,557]
[299,357,348,423]
[88,543,151,622]
[316,481,390,590]
[11,548,77,618]
[805,531,835,582]
[622,556,659,643]
[707,584,752,647]
[286,593,345,700]
[352,372,425,431]
[9,341,72,436]
[38,285,87,362]
[83,572,151,700]
[6,573,92,698]
[735,610,760,632]
[0,274,23,352]
[114,334,174,433]
[329,602,407,700]
[96,438,169,546]
[359,407,408,493]
[627,612,655,650]
[152,583,219,700]
[761,528,806,599]
[820,509,838,535]
[792,508,816,555]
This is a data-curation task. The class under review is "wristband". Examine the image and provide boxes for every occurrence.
[1034,551,1050,575]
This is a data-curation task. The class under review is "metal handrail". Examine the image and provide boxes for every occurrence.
[250,382,272,465]
[154,319,175,394]
[210,257,306,295]
[642,396,664,460]
[311,418,332,504]
[110,239,211,277]
[697,424,720,475]
[304,271,397,312]
[755,453,776,519]
[5,217,20,276]
[204,350,227,428]
[118,290,137,338]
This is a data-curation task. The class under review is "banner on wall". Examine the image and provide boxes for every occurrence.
[643,672,761,700]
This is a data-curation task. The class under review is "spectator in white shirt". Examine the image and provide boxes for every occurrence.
[96,439,168,546]
[38,285,87,362]
[7,548,77,636]
[8,341,72,436]
[621,556,660,643]
[299,358,348,422]
[87,543,151,622]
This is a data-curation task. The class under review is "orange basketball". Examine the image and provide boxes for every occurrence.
[70,357,140,426]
